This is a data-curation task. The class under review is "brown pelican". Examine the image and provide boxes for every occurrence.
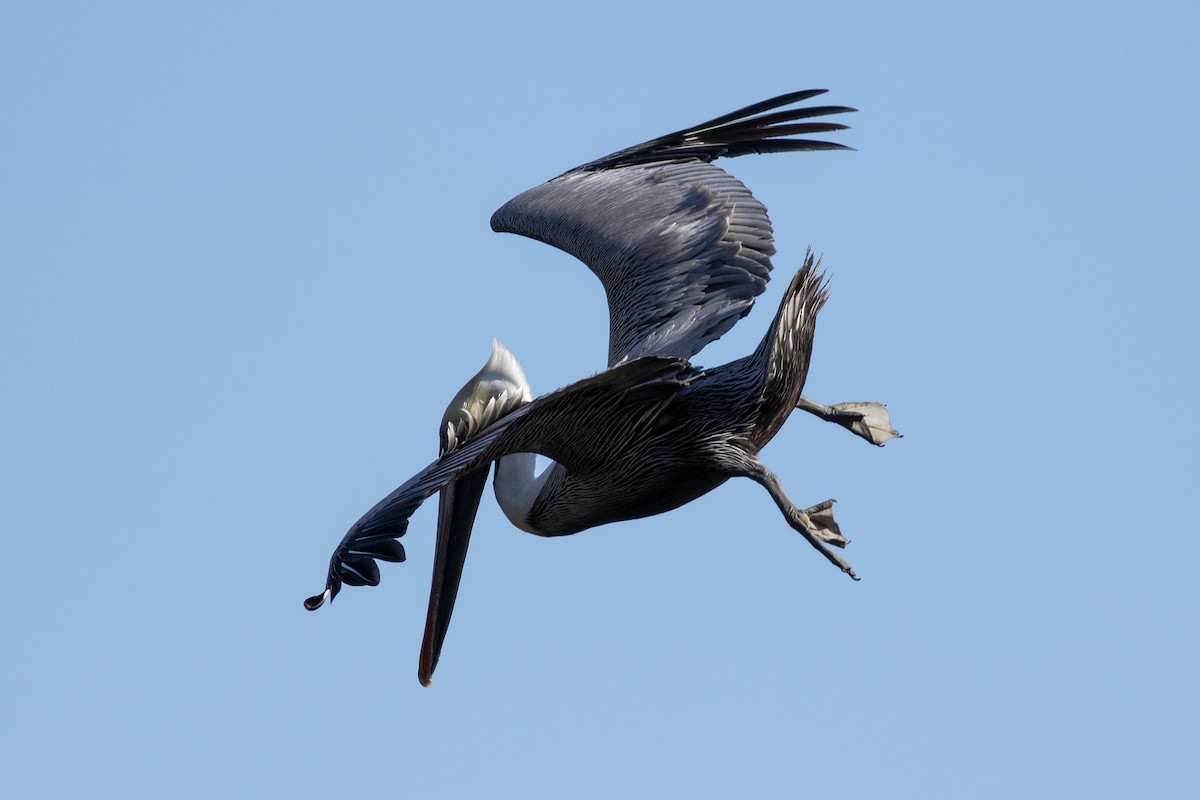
[304,90,899,685]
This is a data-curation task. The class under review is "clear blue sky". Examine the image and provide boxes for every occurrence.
[3,2,1197,797]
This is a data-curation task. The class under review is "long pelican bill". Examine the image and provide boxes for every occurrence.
[419,465,491,687]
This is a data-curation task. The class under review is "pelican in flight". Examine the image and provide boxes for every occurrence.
[305,89,899,685]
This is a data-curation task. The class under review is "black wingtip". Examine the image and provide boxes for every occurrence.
[304,589,330,611]
[571,89,857,173]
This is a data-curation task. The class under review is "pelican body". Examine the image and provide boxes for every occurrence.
[491,265,828,538]
[304,90,899,685]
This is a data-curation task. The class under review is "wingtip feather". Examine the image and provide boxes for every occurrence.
[303,588,330,611]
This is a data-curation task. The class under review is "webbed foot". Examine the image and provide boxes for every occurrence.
[796,397,901,446]
[801,499,847,547]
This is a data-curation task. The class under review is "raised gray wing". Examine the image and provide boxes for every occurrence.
[490,90,854,367]
[304,356,690,609]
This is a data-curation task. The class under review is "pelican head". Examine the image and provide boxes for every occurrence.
[441,339,532,454]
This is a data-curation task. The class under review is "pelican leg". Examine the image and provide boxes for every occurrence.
[742,461,859,581]
[796,396,900,446]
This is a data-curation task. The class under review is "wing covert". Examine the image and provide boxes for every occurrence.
[492,161,774,366]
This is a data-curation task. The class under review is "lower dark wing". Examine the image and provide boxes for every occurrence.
[303,356,691,610]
